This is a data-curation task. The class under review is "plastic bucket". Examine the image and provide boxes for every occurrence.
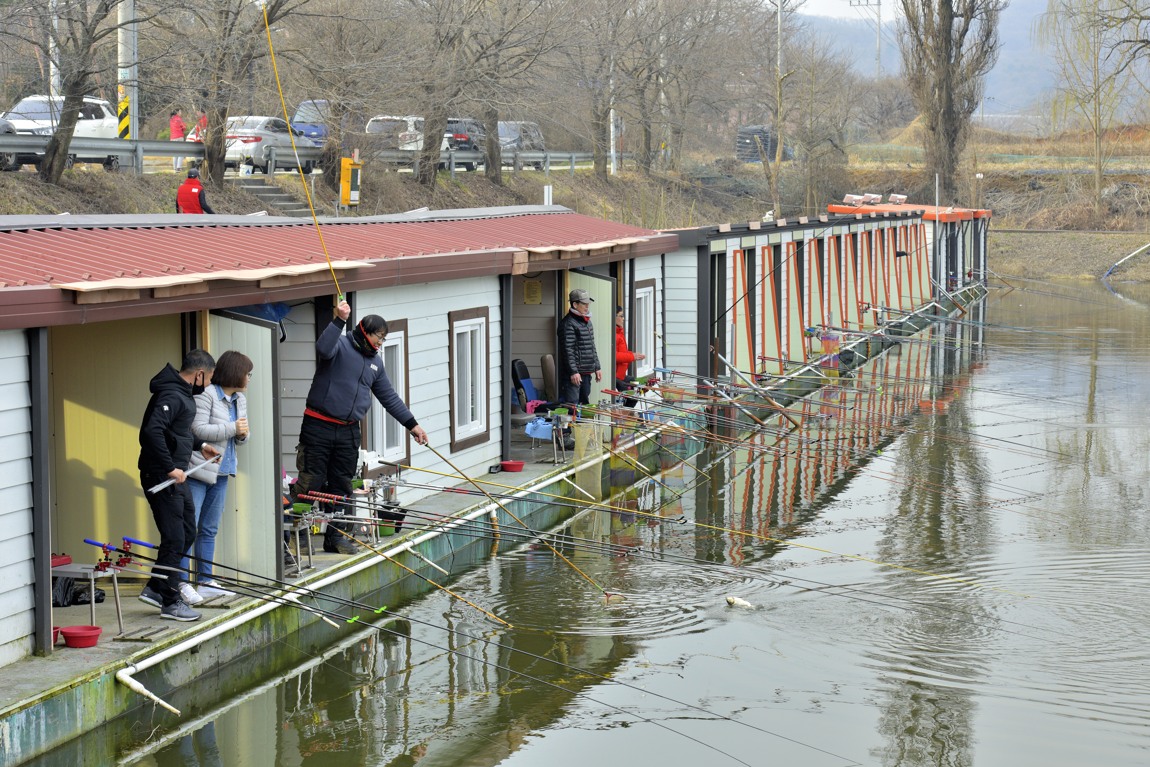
[60,625,102,648]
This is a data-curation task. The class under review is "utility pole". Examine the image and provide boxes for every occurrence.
[117,0,138,142]
[850,0,883,78]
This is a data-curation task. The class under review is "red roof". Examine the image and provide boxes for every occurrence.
[0,207,679,330]
[0,208,671,289]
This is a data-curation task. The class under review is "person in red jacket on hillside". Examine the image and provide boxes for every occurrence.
[176,168,215,214]
[614,305,645,407]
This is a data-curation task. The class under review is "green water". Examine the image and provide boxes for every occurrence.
[112,280,1150,766]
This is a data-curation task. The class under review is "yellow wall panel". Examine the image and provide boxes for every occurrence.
[50,317,182,551]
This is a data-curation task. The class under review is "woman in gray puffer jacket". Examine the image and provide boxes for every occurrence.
[183,350,252,599]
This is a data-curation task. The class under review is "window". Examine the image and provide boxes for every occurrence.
[633,281,656,377]
[369,321,409,462]
[448,307,490,451]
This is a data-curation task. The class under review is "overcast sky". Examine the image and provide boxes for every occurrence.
[798,0,898,21]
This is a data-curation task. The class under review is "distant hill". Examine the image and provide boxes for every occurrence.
[800,0,1053,118]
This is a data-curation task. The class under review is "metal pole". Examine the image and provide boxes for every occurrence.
[48,0,61,98]
[117,0,138,169]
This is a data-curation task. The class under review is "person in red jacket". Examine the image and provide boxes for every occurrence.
[176,168,216,214]
[614,305,645,406]
[169,109,186,171]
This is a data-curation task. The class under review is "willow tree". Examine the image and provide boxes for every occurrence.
[897,0,1004,205]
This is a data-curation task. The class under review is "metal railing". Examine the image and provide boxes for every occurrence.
[0,134,599,176]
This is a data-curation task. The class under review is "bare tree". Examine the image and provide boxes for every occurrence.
[287,0,409,190]
[141,0,310,186]
[0,0,149,183]
[396,0,566,187]
[897,0,1004,204]
[789,35,854,216]
[1037,0,1135,216]
[561,0,644,179]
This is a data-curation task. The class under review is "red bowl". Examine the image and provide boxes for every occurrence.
[60,625,102,648]
[53,626,60,645]
[500,460,525,472]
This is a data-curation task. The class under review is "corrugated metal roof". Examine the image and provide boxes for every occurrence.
[0,207,672,289]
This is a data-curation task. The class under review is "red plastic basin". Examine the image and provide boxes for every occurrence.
[500,460,525,472]
[60,625,102,648]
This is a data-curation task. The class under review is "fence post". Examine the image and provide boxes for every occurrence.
[570,153,575,177]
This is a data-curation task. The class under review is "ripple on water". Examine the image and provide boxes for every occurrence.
[475,552,788,639]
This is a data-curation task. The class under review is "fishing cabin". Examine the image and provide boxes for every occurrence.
[0,206,677,671]
[0,196,991,763]
[665,198,990,384]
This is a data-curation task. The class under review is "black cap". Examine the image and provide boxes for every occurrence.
[187,167,199,179]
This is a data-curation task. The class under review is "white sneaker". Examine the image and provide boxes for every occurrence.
[179,581,205,605]
[198,579,235,597]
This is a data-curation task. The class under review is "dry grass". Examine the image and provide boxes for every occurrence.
[990,230,1150,281]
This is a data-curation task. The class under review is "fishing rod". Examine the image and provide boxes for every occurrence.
[594,393,801,441]
[98,539,852,764]
[397,459,1027,597]
[316,484,1071,649]
[423,442,616,599]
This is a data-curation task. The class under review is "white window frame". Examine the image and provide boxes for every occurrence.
[449,308,489,450]
[369,328,408,462]
[634,283,656,377]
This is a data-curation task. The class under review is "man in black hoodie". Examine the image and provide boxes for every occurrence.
[137,349,219,621]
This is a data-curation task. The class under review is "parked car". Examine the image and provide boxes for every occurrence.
[365,115,425,152]
[224,116,317,174]
[735,125,793,163]
[443,117,484,171]
[498,121,545,168]
[0,95,121,170]
[290,99,330,142]
[0,116,17,171]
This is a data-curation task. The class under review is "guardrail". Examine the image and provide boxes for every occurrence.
[0,134,598,176]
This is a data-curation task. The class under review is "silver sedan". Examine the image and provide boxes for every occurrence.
[224,116,316,174]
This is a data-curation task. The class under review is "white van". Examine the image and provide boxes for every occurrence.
[1,95,121,170]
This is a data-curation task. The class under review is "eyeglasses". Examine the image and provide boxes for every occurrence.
[246,371,253,379]
[370,332,388,343]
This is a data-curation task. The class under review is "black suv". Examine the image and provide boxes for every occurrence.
[735,125,793,163]
[444,118,484,171]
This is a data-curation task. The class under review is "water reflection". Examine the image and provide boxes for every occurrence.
[106,282,1150,767]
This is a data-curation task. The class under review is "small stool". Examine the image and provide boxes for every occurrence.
[283,518,314,573]
[51,563,124,636]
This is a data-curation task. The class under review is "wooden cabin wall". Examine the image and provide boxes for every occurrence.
[0,330,32,666]
[663,248,699,377]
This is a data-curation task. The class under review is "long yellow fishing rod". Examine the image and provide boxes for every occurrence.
[400,458,1028,597]
[422,444,615,599]
[326,519,513,628]
[260,2,342,298]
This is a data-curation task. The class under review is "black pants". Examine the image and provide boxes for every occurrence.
[293,415,360,544]
[141,471,196,607]
[559,373,593,407]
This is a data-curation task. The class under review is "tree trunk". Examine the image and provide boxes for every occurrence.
[416,111,447,187]
[38,90,87,184]
[483,106,502,185]
[591,95,610,180]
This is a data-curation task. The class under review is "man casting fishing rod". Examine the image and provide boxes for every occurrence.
[291,298,429,555]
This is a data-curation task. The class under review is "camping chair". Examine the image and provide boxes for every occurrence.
[511,359,555,425]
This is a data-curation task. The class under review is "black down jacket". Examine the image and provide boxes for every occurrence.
[556,311,601,375]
